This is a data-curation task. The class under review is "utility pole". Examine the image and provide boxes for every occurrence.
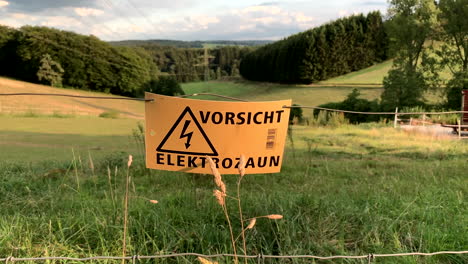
[194,48,215,81]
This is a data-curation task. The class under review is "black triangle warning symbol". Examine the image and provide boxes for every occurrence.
[157,106,218,156]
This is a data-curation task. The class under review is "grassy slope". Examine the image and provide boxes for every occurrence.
[0,77,145,118]
[320,60,393,84]
[0,59,394,119]
[181,61,397,108]
[182,81,382,109]
[0,116,142,162]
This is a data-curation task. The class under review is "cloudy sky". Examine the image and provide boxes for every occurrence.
[0,0,388,41]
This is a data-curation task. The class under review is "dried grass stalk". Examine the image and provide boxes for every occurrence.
[266,214,283,220]
[213,189,226,206]
[246,218,256,229]
[197,257,218,264]
[207,157,226,193]
[127,155,133,167]
[238,154,246,178]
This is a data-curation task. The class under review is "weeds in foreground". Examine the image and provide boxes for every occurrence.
[121,155,133,264]
[206,156,283,264]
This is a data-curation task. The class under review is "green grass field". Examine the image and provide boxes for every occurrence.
[182,81,383,114]
[320,60,393,85]
[0,59,465,263]
[0,116,142,162]
[1,116,467,263]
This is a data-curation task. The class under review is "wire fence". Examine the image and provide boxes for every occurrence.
[1,92,467,114]
[1,250,468,263]
[2,91,468,141]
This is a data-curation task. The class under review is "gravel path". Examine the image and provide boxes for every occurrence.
[399,124,466,138]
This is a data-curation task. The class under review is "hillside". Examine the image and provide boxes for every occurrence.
[0,58,398,118]
[318,60,392,85]
[1,61,390,119]
[0,77,144,119]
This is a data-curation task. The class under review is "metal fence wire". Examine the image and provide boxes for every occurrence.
[1,92,468,115]
[1,251,468,263]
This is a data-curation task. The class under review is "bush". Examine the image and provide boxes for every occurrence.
[99,111,120,119]
[289,104,303,124]
[309,111,348,127]
[144,76,185,96]
[445,72,468,110]
[381,67,427,111]
[316,89,381,124]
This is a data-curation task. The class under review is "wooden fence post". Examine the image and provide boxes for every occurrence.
[423,114,426,126]
[394,107,399,128]
[457,119,461,139]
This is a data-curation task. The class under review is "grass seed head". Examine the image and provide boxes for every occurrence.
[197,257,218,264]
[127,155,133,167]
[213,189,226,206]
[246,218,257,229]
[238,154,246,178]
[266,214,283,220]
[207,157,226,193]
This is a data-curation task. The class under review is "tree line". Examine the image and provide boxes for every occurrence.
[315,0,468,122]
[0,25,157,96]
[239,11,389,83]
[380,0,468,111]
[135,44,253,82]
[0,25,253,96]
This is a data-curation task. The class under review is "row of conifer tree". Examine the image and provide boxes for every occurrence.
[239,11,389,83]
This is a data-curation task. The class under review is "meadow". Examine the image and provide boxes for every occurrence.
[0,63,465,263]
[1,115,467,263]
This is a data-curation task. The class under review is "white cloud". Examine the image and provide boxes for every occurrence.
[0,0,9,8]
[235,4,315,31]
[253,17,276,24]
[338,10,349,17]
[242,5,282,15]
[12,13,28,19]
[0,1,387,41]
[295,13,314,23]
[140,4,317,40]
[41,16,79,27]
[74,7,104,17]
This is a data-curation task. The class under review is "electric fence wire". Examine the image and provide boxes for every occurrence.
[1,93,467,115]
[1,250,468,263]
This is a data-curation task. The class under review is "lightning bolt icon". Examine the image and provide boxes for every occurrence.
[180,120,193,149]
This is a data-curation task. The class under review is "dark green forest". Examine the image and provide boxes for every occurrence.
[0,25,156,96]
[239,11,389,83]
[0,26,253,96]
[135,44,253,82]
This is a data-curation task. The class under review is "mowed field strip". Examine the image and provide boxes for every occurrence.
[0,116,142,162]
[0,78,145,118]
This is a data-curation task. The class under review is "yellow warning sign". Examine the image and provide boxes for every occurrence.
[145,93,291,174]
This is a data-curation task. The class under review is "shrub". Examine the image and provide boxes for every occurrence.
[316,89,381,124]
[144,76,185,96]
[99,111,120,119]
[289,104,303,124]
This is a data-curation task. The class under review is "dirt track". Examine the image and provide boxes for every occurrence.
[400,124,465,139]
